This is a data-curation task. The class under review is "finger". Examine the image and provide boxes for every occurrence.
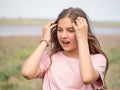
[76,18,81,26]
[77,17,84,26]
[72,22,77,29]
[82,18,88,27]
[78,17,87,27]
[50,23,57,29]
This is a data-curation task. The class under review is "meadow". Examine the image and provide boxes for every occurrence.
[0,19,120,90]
[0,35,120,90]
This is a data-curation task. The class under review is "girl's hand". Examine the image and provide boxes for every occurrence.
[72,17,88,41]
[42,21,57,42]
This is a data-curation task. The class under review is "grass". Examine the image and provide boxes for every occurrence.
[0,36,42,90]
[0,35,120,90]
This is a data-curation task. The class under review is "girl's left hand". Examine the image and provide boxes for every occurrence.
[72,17,88,41]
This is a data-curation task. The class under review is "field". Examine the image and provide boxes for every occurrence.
[0,35,120,90]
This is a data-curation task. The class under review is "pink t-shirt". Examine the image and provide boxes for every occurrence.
[39,51,107,90]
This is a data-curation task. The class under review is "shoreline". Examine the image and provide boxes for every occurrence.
[0,19,120,27]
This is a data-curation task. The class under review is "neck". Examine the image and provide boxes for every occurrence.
[64,50,79,59]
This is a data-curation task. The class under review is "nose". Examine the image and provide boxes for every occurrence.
[62,31,68,38]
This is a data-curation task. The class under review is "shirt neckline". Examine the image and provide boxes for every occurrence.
[58,51,79,63]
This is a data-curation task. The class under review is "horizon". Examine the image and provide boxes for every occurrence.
[0,18,120,22]
[0,0,120,21]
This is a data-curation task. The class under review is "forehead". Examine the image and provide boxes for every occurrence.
[58,17,73,28]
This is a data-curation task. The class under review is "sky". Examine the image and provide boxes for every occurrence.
[0,0,120,21]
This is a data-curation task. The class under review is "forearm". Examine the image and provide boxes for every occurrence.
[22,41,48,79]
[78,39,99,84]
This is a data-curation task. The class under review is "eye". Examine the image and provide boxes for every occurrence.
[57,28,63,32]
[68,29,75,32]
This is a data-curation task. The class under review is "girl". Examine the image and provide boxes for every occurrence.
[22,7,108,90]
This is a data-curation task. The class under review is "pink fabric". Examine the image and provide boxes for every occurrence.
[39,51,107,90]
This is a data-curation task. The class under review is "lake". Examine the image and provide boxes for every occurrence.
[0,25,120,36]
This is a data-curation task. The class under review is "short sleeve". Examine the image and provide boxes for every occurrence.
[39,51,51,79]
[91,54,107,89]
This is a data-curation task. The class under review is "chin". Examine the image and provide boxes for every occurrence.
[63,48,73,52]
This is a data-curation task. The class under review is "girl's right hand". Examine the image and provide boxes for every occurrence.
[42,21,57,43]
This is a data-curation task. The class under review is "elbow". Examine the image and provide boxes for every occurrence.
[81,75,94,84]
[21,68,33,80]
[82,78,92,84]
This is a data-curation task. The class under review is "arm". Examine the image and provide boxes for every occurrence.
[21,22,57,79]
[73,17,99,84]
[78,38,99,84]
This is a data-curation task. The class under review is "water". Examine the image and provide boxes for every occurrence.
[0,25,42,36]
[93,26,120,35]
[0,25,120,36]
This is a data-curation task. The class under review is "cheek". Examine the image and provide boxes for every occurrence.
[73,36,78,48]
[57,32,61,41]
[71,34,77,43]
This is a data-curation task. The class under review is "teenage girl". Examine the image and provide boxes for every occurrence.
[22,7,108,90]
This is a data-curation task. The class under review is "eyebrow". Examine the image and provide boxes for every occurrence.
[66,27,74,29]
[57,27,74,29]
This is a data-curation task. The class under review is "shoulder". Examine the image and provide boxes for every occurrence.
[91,54,107,66]
[42,51,52,56]
[42,51,63,58]
[40,51,52,62]
[91,54,106,60]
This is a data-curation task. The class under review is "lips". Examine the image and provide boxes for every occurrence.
[61,40,70,47]
[62,40,70,44]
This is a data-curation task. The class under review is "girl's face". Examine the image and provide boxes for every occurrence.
[57,17,78,53]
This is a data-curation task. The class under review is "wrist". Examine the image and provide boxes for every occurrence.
[77,38,88,47]
[77,38,88,42]
[40,38,50,47]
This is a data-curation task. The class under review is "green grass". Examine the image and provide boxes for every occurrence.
[108,48,120,63]
[0,36,42,90]
[0,36,120,90]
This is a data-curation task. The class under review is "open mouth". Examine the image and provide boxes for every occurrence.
[62,40,70,45]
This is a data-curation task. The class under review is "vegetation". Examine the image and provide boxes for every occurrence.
[0,36,42,90]
[0,35,120,90]
[0,18,120,27]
